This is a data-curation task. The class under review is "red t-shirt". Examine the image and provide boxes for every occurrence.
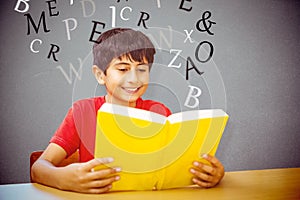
[50,96,171,162]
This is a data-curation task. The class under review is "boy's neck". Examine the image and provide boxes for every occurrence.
[104,95,137,108]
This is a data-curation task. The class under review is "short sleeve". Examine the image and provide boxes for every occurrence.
[50,108,80,157]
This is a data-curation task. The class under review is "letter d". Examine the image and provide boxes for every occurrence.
[14,0,30,13]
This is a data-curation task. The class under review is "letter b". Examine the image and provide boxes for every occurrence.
[184,85,202,108]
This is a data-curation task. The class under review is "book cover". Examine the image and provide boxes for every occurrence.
[94,103,229,191]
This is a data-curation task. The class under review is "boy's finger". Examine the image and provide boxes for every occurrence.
[89,167,121,180]
[202,154,224,169]
[83,157,114,171]
[88,176,120,189]
[87,184,112,194]
[193,161,215,175]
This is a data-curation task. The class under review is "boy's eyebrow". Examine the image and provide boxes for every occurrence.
[115,62,131,66]
[115,61,149,66]
[138,61,149,65]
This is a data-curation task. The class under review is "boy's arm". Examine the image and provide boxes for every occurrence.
[31,143,121,193]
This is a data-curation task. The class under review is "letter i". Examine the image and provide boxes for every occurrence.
[109,6,116,27]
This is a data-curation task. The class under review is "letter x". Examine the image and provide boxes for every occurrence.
[184,29,194,43]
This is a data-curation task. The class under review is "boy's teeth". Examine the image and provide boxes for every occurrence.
[125,88,138,92]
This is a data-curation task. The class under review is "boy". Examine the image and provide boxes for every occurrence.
[31,28,224,193]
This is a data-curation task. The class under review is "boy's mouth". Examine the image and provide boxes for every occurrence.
[122,87,140,93]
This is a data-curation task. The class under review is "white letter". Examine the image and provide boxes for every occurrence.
[14,0,30,13]
[62,18,78,40]
[30,39,42,53]
[168,49,182,68]
[56,58,83,84]
[159,25,173,49]
[110,6,116,27]
[184,29,194,43]
[184,85,202,108]
[80,0,95,18]
[156,0,161,8]
[147,25,173,51]
[120,6,132,21]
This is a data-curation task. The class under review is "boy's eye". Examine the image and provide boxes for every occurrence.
[118,68,128,72]
[137,65,149,72]
[137,68,147,72]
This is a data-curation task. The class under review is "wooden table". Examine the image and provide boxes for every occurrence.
[1,168,299,200]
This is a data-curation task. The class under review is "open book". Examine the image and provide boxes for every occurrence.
[94,103,229,191]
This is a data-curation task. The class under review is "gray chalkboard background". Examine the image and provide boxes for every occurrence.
[0,0,299,184]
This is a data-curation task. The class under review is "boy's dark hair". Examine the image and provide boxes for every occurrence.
[93,28,156,73]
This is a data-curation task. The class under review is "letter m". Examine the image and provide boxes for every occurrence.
[24,11,50,35]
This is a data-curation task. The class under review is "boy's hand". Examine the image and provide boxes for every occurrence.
[59,157,121,193]
[190,154,224,188]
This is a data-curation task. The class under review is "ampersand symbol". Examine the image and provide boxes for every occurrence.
[196,11,216,35]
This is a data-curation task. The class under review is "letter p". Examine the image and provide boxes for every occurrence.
[62,18,78,40]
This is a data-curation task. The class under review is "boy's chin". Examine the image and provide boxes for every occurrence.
[111,96,140,106]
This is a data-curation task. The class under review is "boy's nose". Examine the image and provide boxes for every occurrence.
[127,69,139,83]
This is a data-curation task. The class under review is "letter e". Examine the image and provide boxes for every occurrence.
[46,0,59,17]
[89,21,105,43]
[179,0,192,12]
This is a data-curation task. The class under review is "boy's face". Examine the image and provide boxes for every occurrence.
[94,55,150,107]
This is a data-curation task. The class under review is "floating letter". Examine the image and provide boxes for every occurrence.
[120,6,132,21]
[62,18,78,40]
[24,11,50,35]
[195,41,214,63]
[56,58,83,84]
[184,85,202,108]
[185,56,204,80]
[46,0,59,17]
[168,49,182,68]
[47,43,60,62]
[14,0,30,13]
[89,21,105,43]
[179,0,192,12]
[137,11,150,29]
[81,0,95,18]
[30,39,42,53]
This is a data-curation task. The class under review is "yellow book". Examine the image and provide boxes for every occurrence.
[94,103,229,191]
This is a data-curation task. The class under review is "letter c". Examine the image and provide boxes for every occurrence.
[30,39,42,53]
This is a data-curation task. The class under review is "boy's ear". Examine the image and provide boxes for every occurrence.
[92,65,106,85]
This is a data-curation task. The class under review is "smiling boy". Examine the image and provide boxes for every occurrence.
[93,56,150,107]
[31,28,224,193]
